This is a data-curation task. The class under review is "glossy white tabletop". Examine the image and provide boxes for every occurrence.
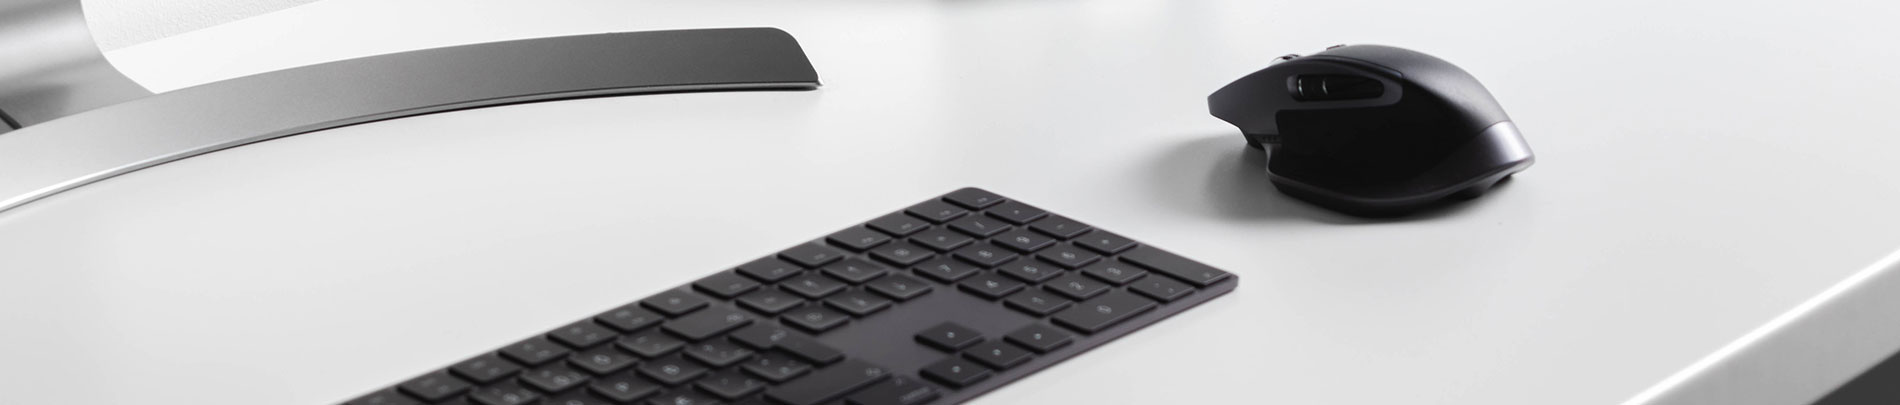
[5,0,1900,403]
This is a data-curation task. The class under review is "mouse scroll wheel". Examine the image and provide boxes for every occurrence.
[1293,75,1384,101]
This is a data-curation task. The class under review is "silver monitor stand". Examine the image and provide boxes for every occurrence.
[0,0,819,213]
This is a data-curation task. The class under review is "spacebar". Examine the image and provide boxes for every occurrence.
[764,359,892,405]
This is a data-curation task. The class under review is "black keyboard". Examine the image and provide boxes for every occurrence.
[346,188,1237,405]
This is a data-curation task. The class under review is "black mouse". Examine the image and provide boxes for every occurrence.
[1208,44,1533,217]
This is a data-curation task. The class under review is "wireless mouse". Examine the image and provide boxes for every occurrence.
[1208,44,1533,217]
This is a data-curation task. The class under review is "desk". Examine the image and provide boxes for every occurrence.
[5,0,1900,403]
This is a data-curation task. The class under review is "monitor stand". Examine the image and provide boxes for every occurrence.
[0,0,820,213]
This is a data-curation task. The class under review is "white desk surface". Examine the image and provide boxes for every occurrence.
[6,0,1900,403]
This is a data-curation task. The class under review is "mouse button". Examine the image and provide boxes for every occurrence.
[1269,60,1403,106]
[1320,75,1384,99]
[1292,75,1385,101]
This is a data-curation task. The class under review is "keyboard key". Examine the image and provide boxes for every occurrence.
[764,359,892,405]
[1002,289,1073,317]
[662,307,754,341]
[1028,215,1092,239]
[957,272,1025,300]
[912,257,982,282]
[451,353,522,384]
[866,212,930,236]
[824,290,894,316]
[992,229,1056,253]
[947,215,1012,237]
[774,333,845,365]
[780,243,848,268]
[984,201,1047,224]
[1052,290,1158,334]
[692,271,762,298]
[696,369,770,399]
[549,320,619,348]
[869,241,935,266]
[821,258,891,284]
[1004,324,1075,353]
[865,273,933,301]
[827,226,893,251]
[617,330,686,358]
[961,340,1034,369]
[1042,273,1110,300]
[590,372,662,403]
[920,357,991,388]
[398,371,470,402]
[727,323,799,350]
[996,258,1063,283]
[684,339,756,367]
[596,305,665,332]
[1074,230,1137,254]
[569,345,639,375]
[951,244,1017,267]
[1119,245,1233,287]
[782,304,851,332]
[1130,274,1196,302]
[1079,260,1147,285]
[915,322,984,351]
[468,381,540,405]
[845,376,940,405]
[545,390,613,405]
[348,388,421,405]
[640,290,711,317]
[743,352,813,382]
[501,336,572,365]
[1036,244,1102,269]
[909,228,974,252]
[637,355,709,385]
[736,287,805,314]
[905,200,969,223]
[522,364,591,392]
[736,256,805,283]
[782,273,849,299]
[943,187,1006,209]
[646,389,720,405]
